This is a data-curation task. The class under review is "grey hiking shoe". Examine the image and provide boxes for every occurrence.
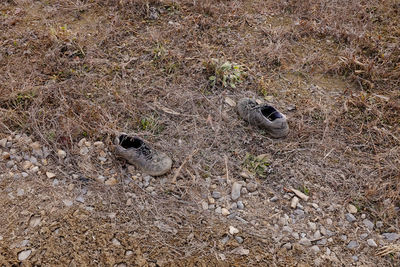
[237,98,289,138]
[114,134,172,176]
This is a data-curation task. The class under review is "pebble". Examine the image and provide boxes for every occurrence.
[313,230,321,239]
[76,195,85,203]
[367,238,377,247]
[376,221,383,228]
[231,246,249,256]
[105,178,118,186]
[31,166,39,173]
[317,238,327,245]
[291,196,299,209]
[229,226,239,235]
[308,222,317,231]
[221,235,230,244]
[363,219,374,230]
[94,141,104,148]
[112,238,121,246]
[46,172,56,179]
[361,213,366,219]
[215,206,222,214]
[21,172,28,178]
[125,250,133,256]
[292,232,300,239]
[282,226,292,233]
[230,202,237,210]
[340,235,347,241]
[29,216,41,227]
[246,182,257,192]
[6,160,14,168]
[360,233,368,240]
[208,204,215,210]
[221,208,230,216]
[352,256,358,262]
[235,236,244,244]
[212,191,221,199]
[18,249,32,261]
[283,242,292,250]
[231,182,242,201]
[347,204,357,214]
[345,213,356,222]
[270,196,278,202]
[347,240,358,249]
[294,209,305,217]
[310,245,320,253]
[208,196,215,204]
[382,232,400,241]
[201,201,208,210]
[143,175,152,187]
[0,138,7,148]
[17,188,24,196]
[22,161,32,170]
[63,199,73,207]
[237,201,244,210]
[79,147,89,155]
[57,149,66,159]
[299,237,312,247]
[241,187,248,194]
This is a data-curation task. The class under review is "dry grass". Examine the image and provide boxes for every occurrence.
[0,0,399,265]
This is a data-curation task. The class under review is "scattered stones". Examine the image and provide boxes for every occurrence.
[299,238,312,247]
[18,249,32,261]
[363,219,374,230]
[347,204,357,214]
[246,182,257,192]
[229,226,239,235]
[345,213,356,223]
[367,239,377,247]
[237,201,244,210]
[231,182,242,201]
[382,232,400,241]
[231,246,249,256]
[347,240,358,250]
[46,172,56,179]
[290,196,299,209]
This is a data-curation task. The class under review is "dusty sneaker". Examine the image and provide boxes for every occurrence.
[114,134,172,176]
[237,98,289,138]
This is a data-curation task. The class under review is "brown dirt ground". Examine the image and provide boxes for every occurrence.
[0,0,399,266]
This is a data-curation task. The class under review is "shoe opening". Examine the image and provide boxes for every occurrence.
[119,135,143,149]
[261,106,283,121]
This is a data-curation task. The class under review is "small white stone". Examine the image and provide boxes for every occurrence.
[112,238,121,246]
[291,196,299,209]
[46,172,56,179]
[57,149,67,159]
[94,141,104,148]
[29,216,41,227]
[229,226,239,235]
[17,188,24,196]
[18,249,32,261]
[347,204,357,214]
[80,147,89,155]
[367,238,377,247]
[125,250,133,256]
[201,201,208,210]
[63,199,73,207]
[310,245,320,253]
[97,175,106,183]
[78,138,86,147]
[221,208,230,216]
[0,138,7,148]
[30,166,39,173]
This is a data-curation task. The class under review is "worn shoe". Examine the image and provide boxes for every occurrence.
[237,98,289,138]
[114,134,172,176]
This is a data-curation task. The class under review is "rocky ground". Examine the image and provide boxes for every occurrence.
[1,132,398,266]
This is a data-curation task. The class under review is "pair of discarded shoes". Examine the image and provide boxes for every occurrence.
[115,98,288,176]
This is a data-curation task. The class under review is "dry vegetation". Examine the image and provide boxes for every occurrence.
[0,0,399,265]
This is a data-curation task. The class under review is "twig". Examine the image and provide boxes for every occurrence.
[172,149,198,184]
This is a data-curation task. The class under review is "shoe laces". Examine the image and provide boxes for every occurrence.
[137,144,153,160]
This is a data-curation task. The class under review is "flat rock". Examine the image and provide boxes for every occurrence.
[235,236,244,244]
[347,204,358,214]
[221,208,230,216]
[231,182,242,201]
[46,172,56,179]
[345,213,356,222]
[246,182,258,192]
[299,238,312,247]
[363,219,374,230]
[237,201,244,210]
[382,232,400,241]
[229,226,239,235]
[310,245,320,253]
[201,201,208,210]
[347,240,358,249]
[367,238,377,247]
[231,246,249,256]
[212,191,221,199]
[18,249,32,261]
